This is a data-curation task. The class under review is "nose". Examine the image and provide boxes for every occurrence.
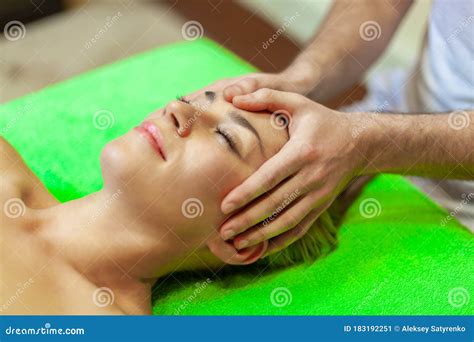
[165,100,197,137]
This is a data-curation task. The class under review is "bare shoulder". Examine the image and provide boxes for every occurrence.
[0,136,58,207]
[0,223,125,315]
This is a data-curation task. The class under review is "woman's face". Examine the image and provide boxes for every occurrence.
[100,91,288,263]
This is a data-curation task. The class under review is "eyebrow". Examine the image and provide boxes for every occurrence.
[228,111,264,155]
[183,92,265,156]
[205,91,216,102]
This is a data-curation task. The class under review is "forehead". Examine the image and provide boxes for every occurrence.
[195,91,288,157]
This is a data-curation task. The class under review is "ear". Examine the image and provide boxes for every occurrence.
[206,232,268,265]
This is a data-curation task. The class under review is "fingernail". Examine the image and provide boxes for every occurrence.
[238,240,249,249]
[221,202,235,214]
[221,229,235,240]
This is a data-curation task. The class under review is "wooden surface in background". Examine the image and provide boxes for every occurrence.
[1,0,365,106]
[0,0,63,27]
[167,0,365,108]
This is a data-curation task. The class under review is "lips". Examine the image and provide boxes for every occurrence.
[134,121,167,160]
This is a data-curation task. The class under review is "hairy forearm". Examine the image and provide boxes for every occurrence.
[284,0,412,102]
[358,111,474,179]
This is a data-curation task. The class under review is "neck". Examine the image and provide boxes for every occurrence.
[34,186,193,314]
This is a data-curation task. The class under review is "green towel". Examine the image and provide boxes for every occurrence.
[1,39,472,315]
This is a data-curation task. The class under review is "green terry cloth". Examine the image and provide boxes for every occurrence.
[1,39,472,315]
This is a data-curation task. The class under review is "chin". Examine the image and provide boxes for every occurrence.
[100,135,137,186]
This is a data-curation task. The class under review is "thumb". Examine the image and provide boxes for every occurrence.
[223,77,259,102]
[232,88,307,113]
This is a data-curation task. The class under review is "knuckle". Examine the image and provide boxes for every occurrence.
[242,77,258,89]
[239,215,255,230]
[281,214,298,230]
[264,172,278,188]
[257,88,273,98]
[317,187,333,202]
[252,229,267,243]
[300,172,319,191]
[299,143,318,162]
[293,93,310,106]
[293,223,309,239]
[230,83,244,92]
[296,93,309,103]
[270,195,283,213]
[229,217,244,232]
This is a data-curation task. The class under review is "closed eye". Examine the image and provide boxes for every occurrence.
[215,126,241,158]
[177,95,243,158]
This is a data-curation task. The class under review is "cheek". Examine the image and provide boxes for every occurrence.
[167,142,250,233]
[100,130,159,186]
[181,141,251,200]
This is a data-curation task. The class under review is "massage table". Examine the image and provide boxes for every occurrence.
[1,39,472,315]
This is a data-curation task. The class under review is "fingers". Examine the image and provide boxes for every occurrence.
[232,88,308,113]
[263,204,328,258]
[223,77,259,102]
[231,193,319,250]
[220,172,308,240]
[221,140,306,215]
[185,78,234,101]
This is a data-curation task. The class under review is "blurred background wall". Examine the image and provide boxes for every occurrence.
[1,0,430,104]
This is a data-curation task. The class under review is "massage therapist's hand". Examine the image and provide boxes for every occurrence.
[186,70,310,103]
[219,89,368,256]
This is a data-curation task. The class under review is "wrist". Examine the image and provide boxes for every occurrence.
[356,112,413,175]
[281,60,321,94]
[353,112,388,175]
